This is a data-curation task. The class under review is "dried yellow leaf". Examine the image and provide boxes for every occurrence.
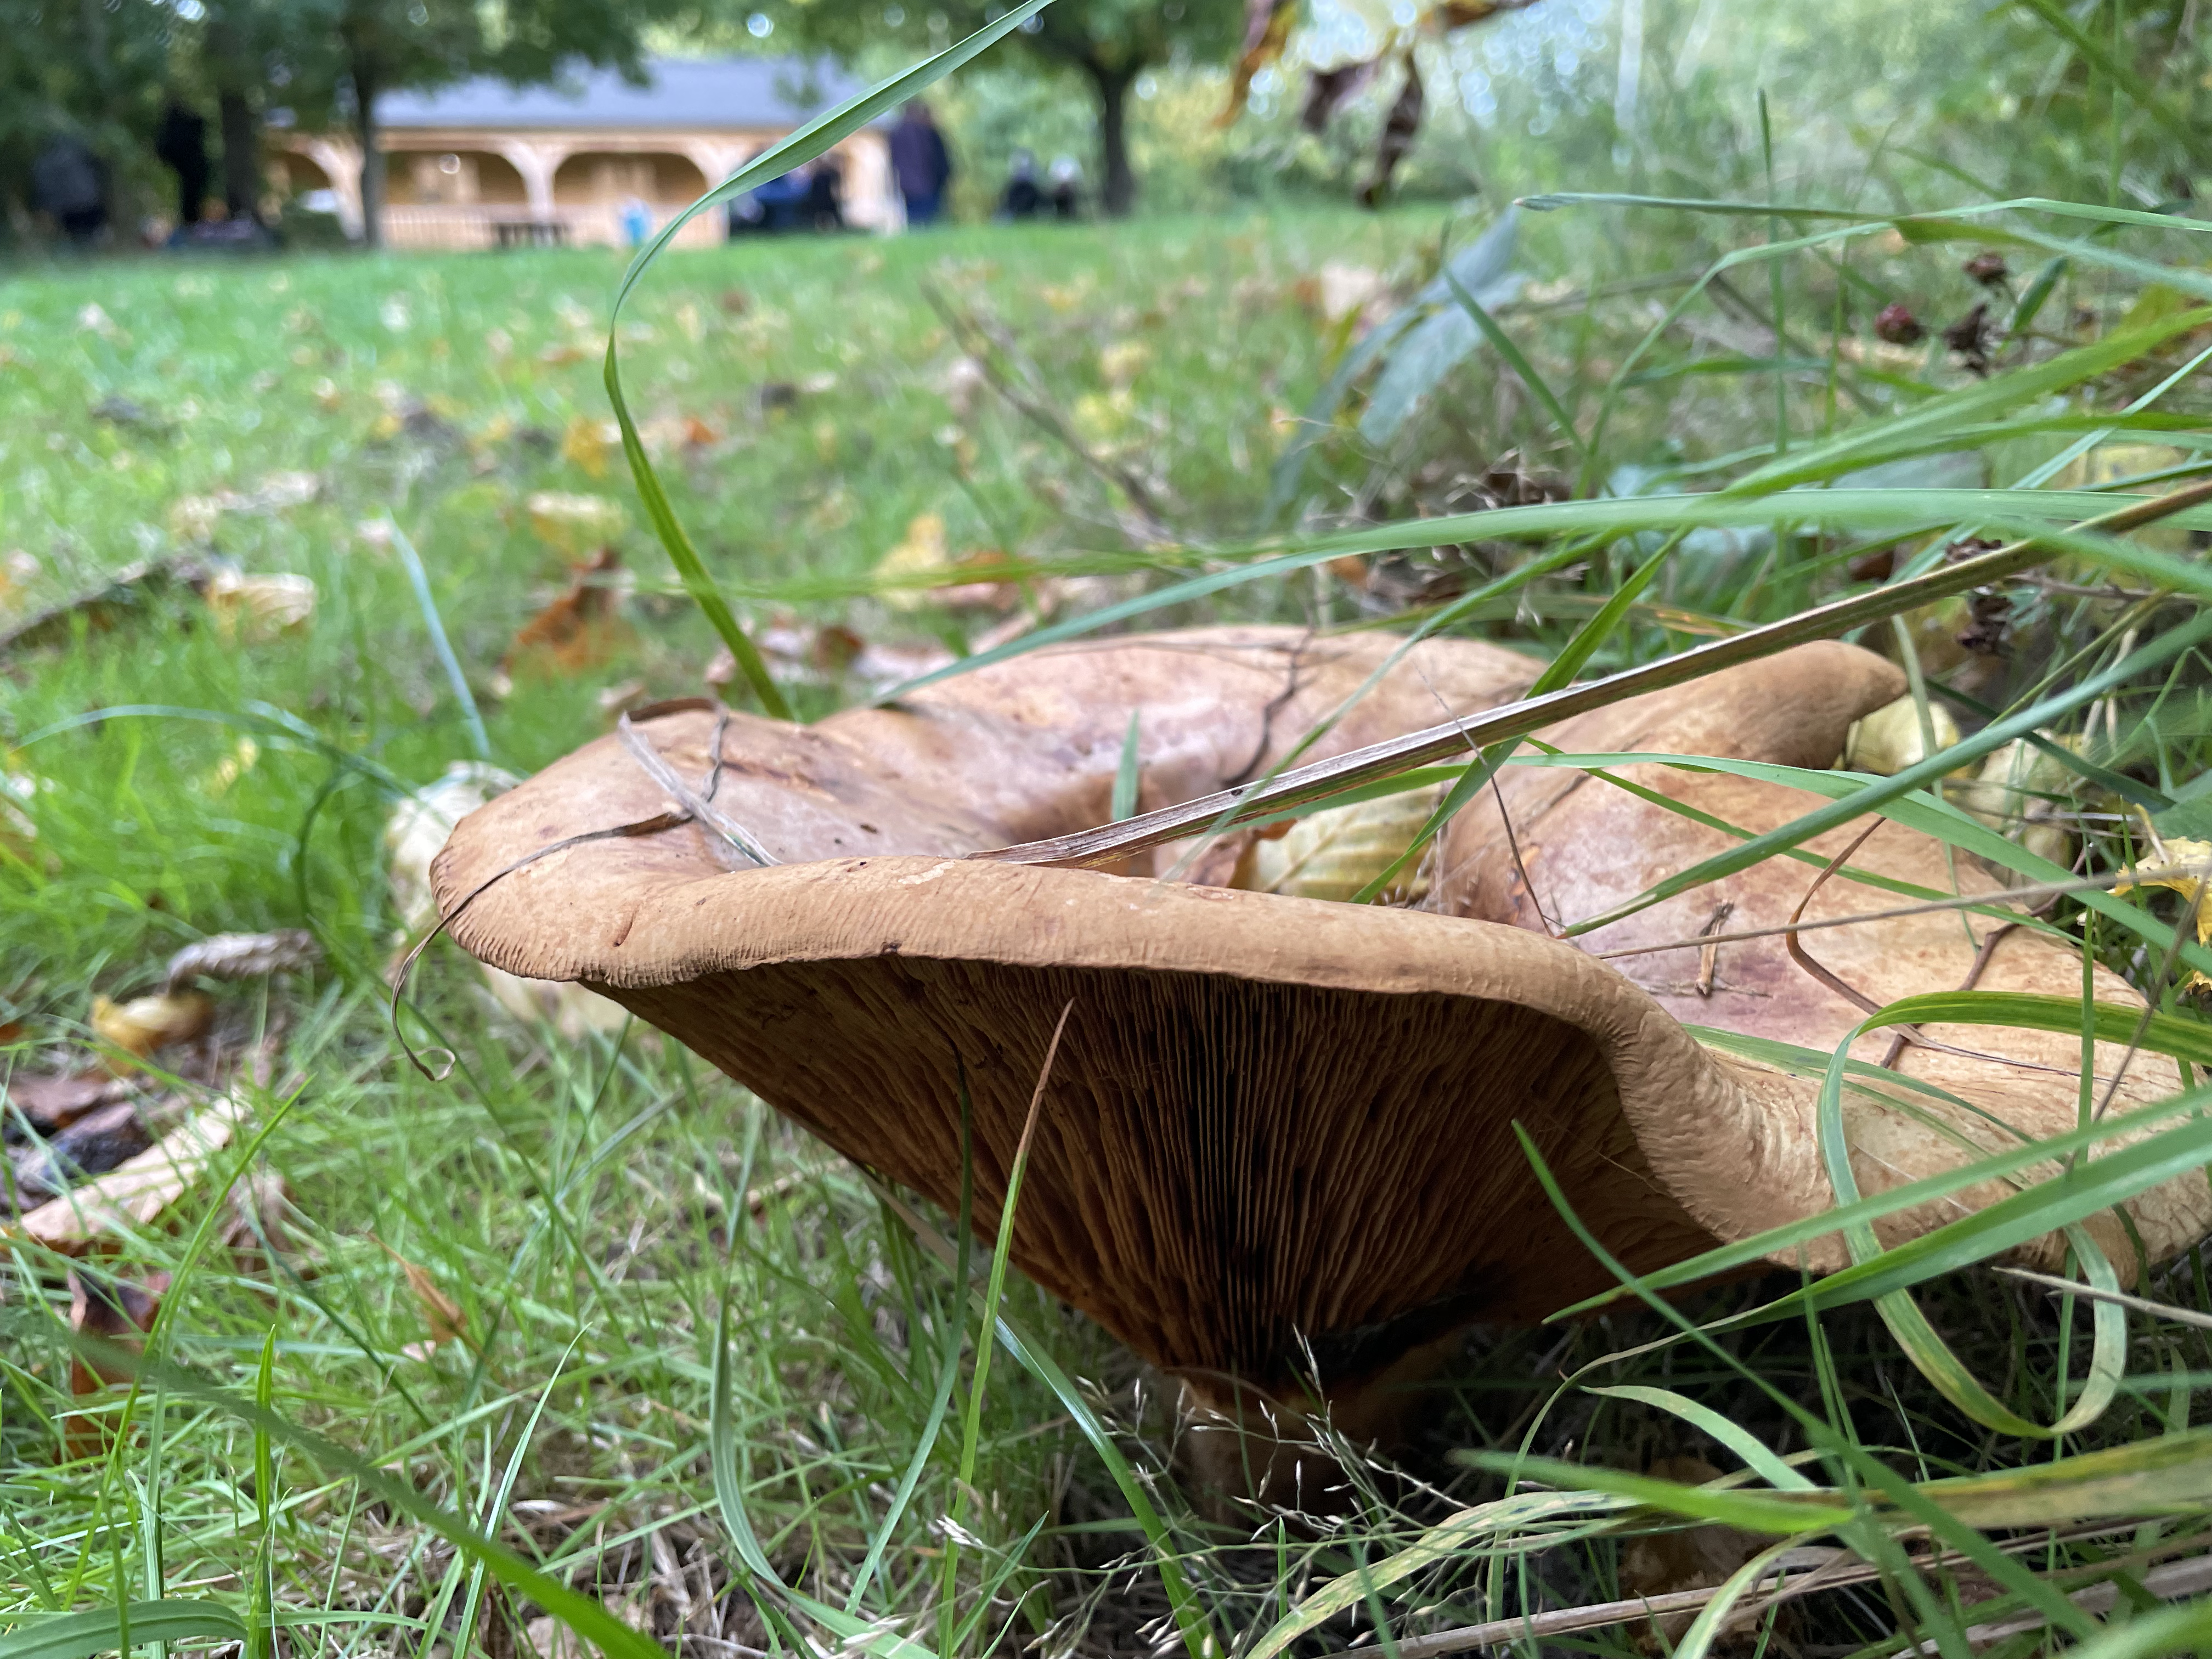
[91,990,215,1062]
[873,512,949,613]
[560,415,618,478]
[525,491,627,555]
[1841,695,1961,776]
[2117,836,2212,986]
[1099,340,1151,388]
[1234,785,1444,905]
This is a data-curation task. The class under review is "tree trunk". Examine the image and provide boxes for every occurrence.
[1088,64,1137,218]
[218,88,260,222]
[351,51,383,249]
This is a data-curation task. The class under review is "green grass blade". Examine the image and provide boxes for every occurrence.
[1347,535,1671,902]
[0,1604,250,1659]
[70,1345,669,1659]
[387,518,491,762]
[843,1321,960,1613]
[1565,605,2212,935]
[2010,0,2212,165]
[247,1331,274,1659]
[1584,1386,1814,1490]
[1672,1538,1799,1659]
[1438,267,1586,461]
[600,0,1063,721]
[1723,307,2212,493]
[1112,713,1141,822]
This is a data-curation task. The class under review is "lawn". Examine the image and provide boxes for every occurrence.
[9,182,2212,1658]
[0,209,1493,1657]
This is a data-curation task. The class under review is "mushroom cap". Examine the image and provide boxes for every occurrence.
[435,628,2208,1411]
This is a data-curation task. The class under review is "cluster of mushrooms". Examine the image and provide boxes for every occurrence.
[433,627,2210,1503]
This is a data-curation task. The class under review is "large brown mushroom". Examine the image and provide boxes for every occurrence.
[433,627,2210,1501]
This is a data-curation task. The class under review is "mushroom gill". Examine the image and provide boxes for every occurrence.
[432,627,2210,1501]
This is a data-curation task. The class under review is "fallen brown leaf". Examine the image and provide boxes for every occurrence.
[376,1234,471,1354]
[0,556,211,659]
[4,1072,131,1138]
[10,1099,151,1211]
[1617,1457,1770,1651]
[66,1266,169,1458]
[502,548,634,681]
[10,1092,247,1252]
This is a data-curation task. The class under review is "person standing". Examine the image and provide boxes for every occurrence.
[155,101,211,230]
[889,101,952,227]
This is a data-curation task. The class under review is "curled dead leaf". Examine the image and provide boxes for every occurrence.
[2117,836,2212,988]
[163,929,320,990]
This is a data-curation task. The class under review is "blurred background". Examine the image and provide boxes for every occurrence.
[0,0,2168,251]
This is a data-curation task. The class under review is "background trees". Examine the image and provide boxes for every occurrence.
[0,0,682,246]
[742,0,1244,216]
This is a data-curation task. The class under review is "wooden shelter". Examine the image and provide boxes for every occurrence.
[272,58,897,249]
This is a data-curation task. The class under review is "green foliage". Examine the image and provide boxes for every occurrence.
[735,0,1243,212]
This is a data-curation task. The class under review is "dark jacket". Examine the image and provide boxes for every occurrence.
[889,120,951,201]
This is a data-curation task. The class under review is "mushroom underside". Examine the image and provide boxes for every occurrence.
[613,952,1713,1398]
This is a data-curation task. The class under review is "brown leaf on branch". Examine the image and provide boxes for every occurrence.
[1217,0,1300,126]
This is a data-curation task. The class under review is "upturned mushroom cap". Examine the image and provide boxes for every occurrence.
[434,627,2209,1434]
